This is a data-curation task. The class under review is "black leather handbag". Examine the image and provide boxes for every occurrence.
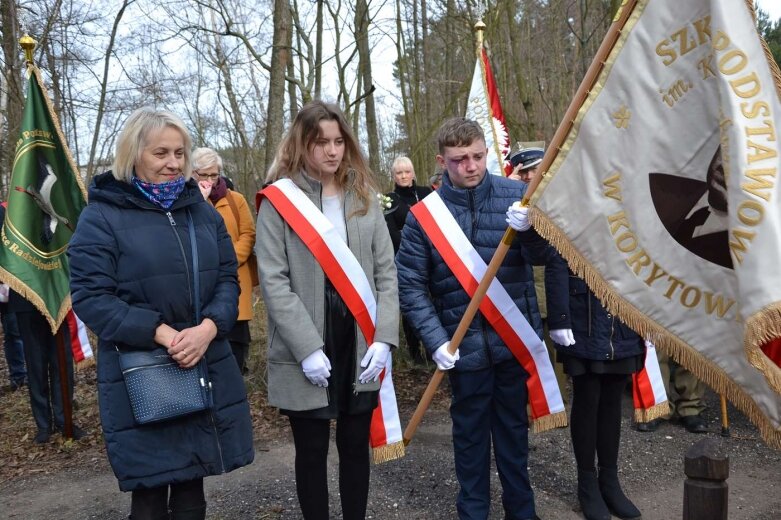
[118,210,213,425]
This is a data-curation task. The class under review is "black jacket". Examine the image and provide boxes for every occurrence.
[68,172,254,491]
[546,265,645,361]
[384,183,432,252]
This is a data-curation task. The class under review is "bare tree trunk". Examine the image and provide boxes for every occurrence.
[1,0,23,191]
[421,0,430,154]
[505,0,535,138]
[395,0,412,151]
[314,0,323,99]
[355,0,380,174]
[213,42,254,191]
[265,0,291,173]
[87,0,131,181]
[324,0,354,109]
[287,20,298,118]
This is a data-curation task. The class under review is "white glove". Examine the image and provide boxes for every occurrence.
[359,342,391,383]
[505,201,531,232]
[550,329,576,346]
[432,341,460,371]
[301,349,331,387]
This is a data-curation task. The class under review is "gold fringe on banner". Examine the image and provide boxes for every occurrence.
[0,64,88,335]
[746,0,781,101]
[742,0,781,400]
[0,265,73,335]
[634,402,668,424]
[531,209,781,450]
[372,441,405,464]
[531,410,568,434]
[746,305,781,396]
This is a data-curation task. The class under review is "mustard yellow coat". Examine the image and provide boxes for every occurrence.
[213,190,256,321]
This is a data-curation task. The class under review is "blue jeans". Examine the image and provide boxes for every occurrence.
[2,311,27,385]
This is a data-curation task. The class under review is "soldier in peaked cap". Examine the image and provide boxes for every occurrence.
[507,147,544,184]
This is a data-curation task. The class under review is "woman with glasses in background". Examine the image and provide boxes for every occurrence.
[193,148,257,374]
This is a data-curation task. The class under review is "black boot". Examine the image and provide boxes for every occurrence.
[598,466,641,519]
[128,513,169,520]
[170,504,206,520]
[577,469,611,520]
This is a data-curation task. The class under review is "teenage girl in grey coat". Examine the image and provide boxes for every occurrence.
[256,100,399,520]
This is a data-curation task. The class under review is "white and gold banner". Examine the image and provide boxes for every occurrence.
[530,0,781,447]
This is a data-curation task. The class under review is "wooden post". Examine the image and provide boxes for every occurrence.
[683,437,728,520]
[54,325,73,439]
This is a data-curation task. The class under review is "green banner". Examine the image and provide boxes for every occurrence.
[0,66,87,333]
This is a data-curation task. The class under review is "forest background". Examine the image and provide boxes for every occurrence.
[1,0,780,205]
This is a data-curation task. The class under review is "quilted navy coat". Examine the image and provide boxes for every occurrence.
[68,172,254,492]
[546,268,646,361]
[396,171,568,371]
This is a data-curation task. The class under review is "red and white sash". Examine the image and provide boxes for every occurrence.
[259,179,404,463]
[411,192,567,432]
[632,341,668,422]
[66,309,93,365]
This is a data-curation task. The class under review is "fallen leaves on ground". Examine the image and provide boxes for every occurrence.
[0,354,447,485]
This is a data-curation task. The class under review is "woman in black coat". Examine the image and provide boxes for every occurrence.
[546,268,644,520]
[68,108,254,520]
[383,156,432,252]
[383,156,431,362]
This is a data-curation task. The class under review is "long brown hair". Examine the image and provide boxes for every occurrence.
[266,100,377,216]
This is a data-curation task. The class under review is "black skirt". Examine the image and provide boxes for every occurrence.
[558,352,644,377]
[282,282,378,419]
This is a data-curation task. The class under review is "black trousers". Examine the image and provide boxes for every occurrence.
[402,315,421,351]
[16,310,74,433]
[227,320,251,374]
[570,373,628,471]
[288,412,373,520]
[130,478,205,519]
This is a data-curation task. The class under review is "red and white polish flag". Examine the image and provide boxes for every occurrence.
[466,46,512,176]
[632,341,667,423]
[66,309,93,364]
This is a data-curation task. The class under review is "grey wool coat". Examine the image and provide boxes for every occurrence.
[256,172,399,411]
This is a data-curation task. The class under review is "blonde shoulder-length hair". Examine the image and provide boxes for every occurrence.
[391,156,414,174]
[112,107,193,183]
[266,100,378,216]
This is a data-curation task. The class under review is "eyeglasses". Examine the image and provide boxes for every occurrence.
[194,171,220,180]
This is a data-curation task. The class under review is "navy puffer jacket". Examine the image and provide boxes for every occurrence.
[396,171,568,371]
[546,264,645,361]
[68,172,254,492]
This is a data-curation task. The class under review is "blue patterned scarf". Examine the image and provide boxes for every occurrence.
[132,175,186,209]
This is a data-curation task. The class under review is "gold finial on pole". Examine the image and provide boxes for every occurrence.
[474,19,486,49]
[19,34,37,64]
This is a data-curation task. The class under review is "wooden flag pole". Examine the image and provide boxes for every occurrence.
[55,325,74,439]
[402,0,639,446]
[403,228,516,444]
[19,35,75,441]
[720,395,730,437]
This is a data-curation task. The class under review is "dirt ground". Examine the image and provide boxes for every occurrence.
[1,357,780,520]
